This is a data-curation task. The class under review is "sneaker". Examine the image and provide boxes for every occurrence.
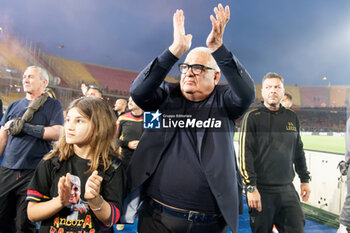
[116,224,125,231]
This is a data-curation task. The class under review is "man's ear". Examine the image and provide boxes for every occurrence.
[214,71,221,85]
[42,79,48,87]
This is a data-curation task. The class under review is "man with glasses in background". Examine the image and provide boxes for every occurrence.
[123,4,255,233]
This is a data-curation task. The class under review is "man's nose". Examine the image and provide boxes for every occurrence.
[185,67,195,76]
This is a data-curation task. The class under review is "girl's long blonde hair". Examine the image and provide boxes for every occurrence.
[45,97,120,173]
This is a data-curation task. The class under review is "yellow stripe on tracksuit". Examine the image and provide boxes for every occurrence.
[239,108,258,185]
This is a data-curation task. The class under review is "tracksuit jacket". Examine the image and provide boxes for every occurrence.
[239,102,310,189]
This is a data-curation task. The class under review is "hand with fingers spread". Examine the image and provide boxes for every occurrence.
[57,173,72,207]
[247,189,262,212]
[169,9,192,58]
[206,3,230,52]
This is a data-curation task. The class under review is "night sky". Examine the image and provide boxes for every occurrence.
[0,0,349,86]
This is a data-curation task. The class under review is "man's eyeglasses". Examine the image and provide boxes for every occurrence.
[178,63,215,75]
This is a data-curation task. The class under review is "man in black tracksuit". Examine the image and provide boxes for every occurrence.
[239,72,311,233]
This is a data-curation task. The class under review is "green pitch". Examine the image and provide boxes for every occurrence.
[235,134,346,155]
[301,135,345,154]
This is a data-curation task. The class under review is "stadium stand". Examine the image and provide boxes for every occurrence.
[300,86,329,107]
[0,42,28,73]
[284,85,302,106]
[1,33,349,134]
[2,35,38,69]
[84,64,137,95]
[296,107,346,132]
[330,86,349,107]
[249,84,302,107]
[22,51,70,88]
[254,84,262,100]
[1,91,25,107]
[0,36,71,88]
[43,55,100,88]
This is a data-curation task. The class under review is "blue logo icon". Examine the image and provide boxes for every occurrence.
[143,110,162,129]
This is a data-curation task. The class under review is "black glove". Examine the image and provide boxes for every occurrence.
[21,123,44,139]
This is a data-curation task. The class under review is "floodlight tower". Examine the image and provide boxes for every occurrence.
[322,77,331,107]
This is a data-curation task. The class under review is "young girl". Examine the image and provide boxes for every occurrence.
[26,97,126,233]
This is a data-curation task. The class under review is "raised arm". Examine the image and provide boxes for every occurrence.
[169,9,192,58]
[208,4,255,116]
[206,4,230,52]
[130,9,192,110]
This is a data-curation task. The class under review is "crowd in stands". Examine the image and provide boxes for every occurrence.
[0,36,349,135]
[235,99,348,133]
[1,75,349,134]
[295,107,347,133]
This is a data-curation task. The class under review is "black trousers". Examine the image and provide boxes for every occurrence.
[0,167,36,233]
[138,200,228,233]
[249,185,305,233]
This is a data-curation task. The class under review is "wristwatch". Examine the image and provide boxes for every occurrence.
[246,185,257,193]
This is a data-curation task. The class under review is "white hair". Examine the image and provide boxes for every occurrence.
[187,47,220,72]
[26,66,49,88]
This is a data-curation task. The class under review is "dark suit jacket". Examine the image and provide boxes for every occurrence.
[127,45,255,232]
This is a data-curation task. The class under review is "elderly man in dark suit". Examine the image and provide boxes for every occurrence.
[123,4,255,233]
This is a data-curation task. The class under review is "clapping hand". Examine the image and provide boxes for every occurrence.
[206,4,230,52]
[84,170,103,200]
[57,173,72,207]
[169,9,192,58]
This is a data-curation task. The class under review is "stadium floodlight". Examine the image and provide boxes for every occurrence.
[322,76,331,87]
